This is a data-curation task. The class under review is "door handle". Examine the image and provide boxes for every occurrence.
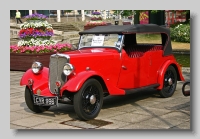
[122,65,127,70]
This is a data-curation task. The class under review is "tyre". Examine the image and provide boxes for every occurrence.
[25,86,50,113]
[159,66,177,98]
[73,78,103,121]
[182,81,190,96]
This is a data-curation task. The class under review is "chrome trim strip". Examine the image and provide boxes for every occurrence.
[119,35,124,59]
[78,35,82,50]
[119,35,125,51]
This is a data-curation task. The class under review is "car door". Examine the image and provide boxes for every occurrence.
[148,46,164,85]
[117,50,149,89]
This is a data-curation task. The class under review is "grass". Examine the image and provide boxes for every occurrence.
[136,34,162,43]
[174,53,190,67]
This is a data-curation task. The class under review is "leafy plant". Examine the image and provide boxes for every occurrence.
[170,24,190,43]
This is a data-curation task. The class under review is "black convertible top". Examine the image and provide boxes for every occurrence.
[79,24,170,35]
[79,24,172,56]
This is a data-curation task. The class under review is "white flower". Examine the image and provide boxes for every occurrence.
[17,39,57,46]
[20,20,52,29]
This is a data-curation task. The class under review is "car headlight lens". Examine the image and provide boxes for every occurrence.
[32,62,43,74]
[63,63,74,76]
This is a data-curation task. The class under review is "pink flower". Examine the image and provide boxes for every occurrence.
[10,43,72,54]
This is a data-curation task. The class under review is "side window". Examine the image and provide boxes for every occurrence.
[136,33,162,44]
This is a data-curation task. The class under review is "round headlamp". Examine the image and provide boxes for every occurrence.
[32,62,43,74]
[63,63,74,76]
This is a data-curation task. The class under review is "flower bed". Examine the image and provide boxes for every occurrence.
[18,17,56,46]
[84,24,107,30]
[84,11,108,30]
[10,13,73,71]
[10,43,72,71]
[10,43,72,54]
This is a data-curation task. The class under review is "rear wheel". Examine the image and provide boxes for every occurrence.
[73,79,103,121]
[25,86,50,113]
[159,66,177,98]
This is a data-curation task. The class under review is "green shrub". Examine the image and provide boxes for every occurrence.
[170,20,190,28]
[170,24,190,43]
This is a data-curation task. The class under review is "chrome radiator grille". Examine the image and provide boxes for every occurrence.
[49,54,70,94]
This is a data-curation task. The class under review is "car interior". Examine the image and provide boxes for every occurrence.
[123,34,163,58]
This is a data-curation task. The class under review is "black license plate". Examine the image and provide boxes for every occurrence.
[33,95,58,106]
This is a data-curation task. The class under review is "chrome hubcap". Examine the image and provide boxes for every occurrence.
[90,95,96,104]
[168,78,173,85]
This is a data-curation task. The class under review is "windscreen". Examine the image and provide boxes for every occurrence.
[79,34,124,49]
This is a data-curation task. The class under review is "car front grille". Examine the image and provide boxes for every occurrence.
[49,53,70,94]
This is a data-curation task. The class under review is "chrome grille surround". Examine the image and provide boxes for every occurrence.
[49,53,70,94]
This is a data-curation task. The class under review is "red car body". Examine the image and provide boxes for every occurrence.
[20,24,185,120]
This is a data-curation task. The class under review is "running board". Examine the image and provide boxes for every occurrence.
[124,84,160,95]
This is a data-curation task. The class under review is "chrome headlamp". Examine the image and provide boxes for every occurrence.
[31,62,43,74]
[63,63,74,76]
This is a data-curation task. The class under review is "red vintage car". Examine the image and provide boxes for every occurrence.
[20,24,185,120]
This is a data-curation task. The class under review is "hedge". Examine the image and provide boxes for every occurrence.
[170,23,190,43]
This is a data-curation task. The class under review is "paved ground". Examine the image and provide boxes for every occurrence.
[10,69,190,129]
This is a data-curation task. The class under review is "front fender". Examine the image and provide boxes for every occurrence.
[60,70,125,95]
[157,60,185,90]
[60,70,103,93]
[20,67,54,96]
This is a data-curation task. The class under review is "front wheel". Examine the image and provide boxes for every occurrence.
[158,66,177,98]
[73,79,103,121]
[25,86,50,113]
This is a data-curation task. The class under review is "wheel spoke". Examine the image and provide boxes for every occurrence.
[169,84,175,92]
[89,86,93,92]
[82,99,90,109]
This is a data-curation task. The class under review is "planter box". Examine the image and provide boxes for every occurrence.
[10,52,56,71]
[84,24,108,30]
[84,25,97,30]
